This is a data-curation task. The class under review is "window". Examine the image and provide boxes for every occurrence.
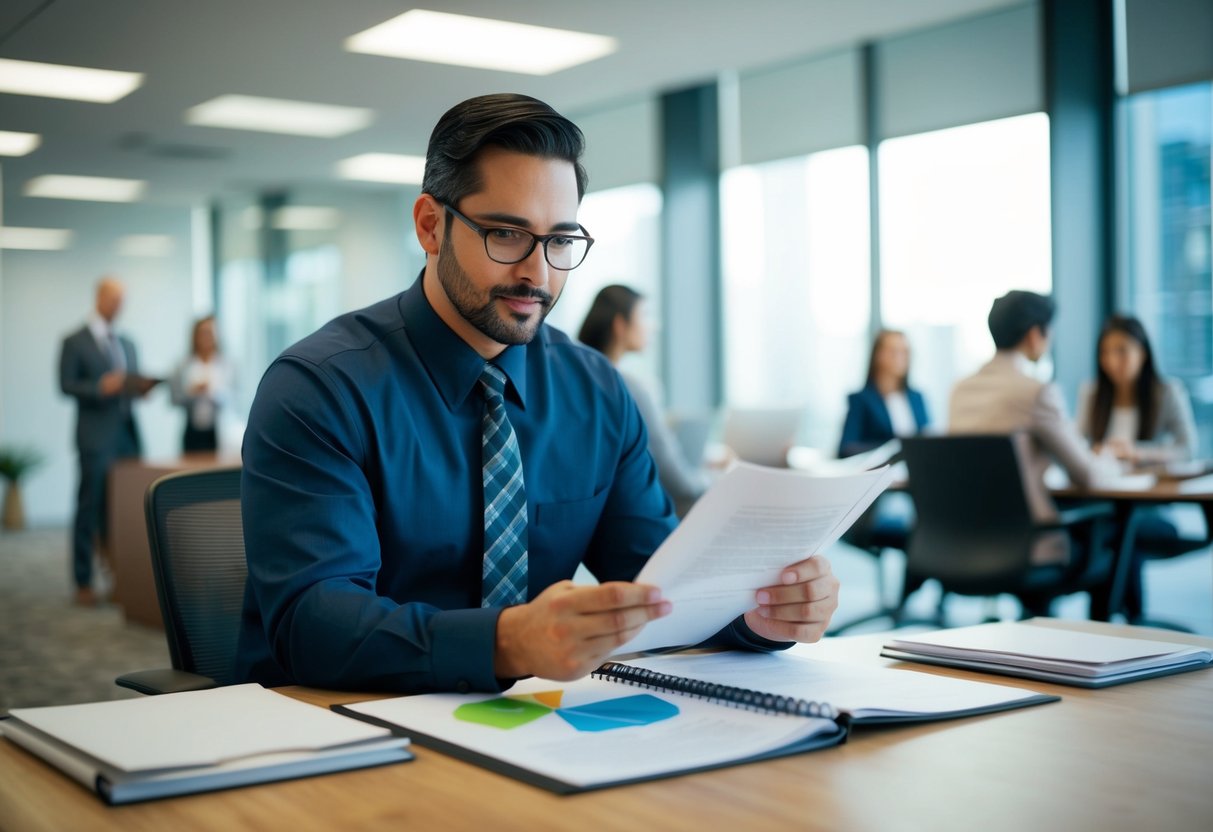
[878,113,1053,424]
[1123,81,1212,455]
[545,183,664,380]
[720,146,871,450]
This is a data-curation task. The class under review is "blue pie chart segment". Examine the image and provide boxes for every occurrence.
[555,694,680,732]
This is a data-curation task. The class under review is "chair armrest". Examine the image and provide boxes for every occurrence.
[115,668,219,695]
[1038,501,1114,530]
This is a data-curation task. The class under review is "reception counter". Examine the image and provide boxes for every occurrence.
[108,455,240,629]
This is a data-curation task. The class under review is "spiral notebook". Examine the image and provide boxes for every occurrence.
[335,651,1056,793]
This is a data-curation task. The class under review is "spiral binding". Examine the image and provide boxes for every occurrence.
[592,662,839,720]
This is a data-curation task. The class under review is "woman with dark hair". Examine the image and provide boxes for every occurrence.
[579,285,712,509]
[1076,315,1197,464]
[1076,314,1200,622]
[838,329,930,458]
[170,316,234,453]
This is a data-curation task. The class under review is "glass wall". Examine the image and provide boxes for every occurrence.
[879,112,1053,425]
[720,146,871,450]
[1123,81,1213,455]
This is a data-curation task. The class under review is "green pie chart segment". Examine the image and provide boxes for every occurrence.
[454,697,552,729]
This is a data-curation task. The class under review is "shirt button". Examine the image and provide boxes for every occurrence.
[456,680,470,694]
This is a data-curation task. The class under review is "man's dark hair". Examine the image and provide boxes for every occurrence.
[422,93,588,207]
[987,290,1055,349]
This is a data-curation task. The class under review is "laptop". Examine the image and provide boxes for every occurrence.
[721,407,804,467]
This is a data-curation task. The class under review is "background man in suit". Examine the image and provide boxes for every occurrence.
[948,290,1115,582]
[59,277,154,606]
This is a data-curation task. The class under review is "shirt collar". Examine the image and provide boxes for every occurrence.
[88,314,111,344]
[398,270,529,411]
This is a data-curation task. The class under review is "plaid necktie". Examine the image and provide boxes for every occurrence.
[478,363,528,608]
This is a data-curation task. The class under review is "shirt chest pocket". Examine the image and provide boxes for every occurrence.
[530,486,610,568]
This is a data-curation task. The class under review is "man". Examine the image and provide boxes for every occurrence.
[59,277,152,606]
[237,94,839,693]
[949,290,1115,581]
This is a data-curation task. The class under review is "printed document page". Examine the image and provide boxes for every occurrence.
[616,463,893,655]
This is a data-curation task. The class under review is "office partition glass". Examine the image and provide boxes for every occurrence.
[878,112,1053,428]
[1122,81,1213,456]
[546,182,664,383]
[720,146,871,451]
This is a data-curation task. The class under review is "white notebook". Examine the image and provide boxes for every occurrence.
[881,621,1213,687]
[0,684,412,804]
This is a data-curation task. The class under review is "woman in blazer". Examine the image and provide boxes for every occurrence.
[838,329,930,458]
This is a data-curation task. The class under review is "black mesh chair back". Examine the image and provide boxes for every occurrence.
[899,435,1043,595]
[144,466,245,686]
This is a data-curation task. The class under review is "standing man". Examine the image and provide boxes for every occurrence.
[59,277,153,606]
[237,94,840,693]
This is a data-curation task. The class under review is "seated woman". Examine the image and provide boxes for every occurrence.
[1076,314,1202,622]
[838,329,930,458]
[579,285,712,513]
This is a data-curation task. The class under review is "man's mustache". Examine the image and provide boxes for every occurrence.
[491,286,553,306]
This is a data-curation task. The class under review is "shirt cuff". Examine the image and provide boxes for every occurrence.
[703,615,794,652]
[427,607,507,693]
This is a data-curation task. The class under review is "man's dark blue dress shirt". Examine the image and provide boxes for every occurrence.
[236,275,777,693]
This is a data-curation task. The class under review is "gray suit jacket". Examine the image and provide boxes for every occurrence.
[59,325,143,454]
[948,351,1105,564]
[1075,379,1198,463]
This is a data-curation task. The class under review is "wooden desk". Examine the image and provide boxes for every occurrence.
[2,620,1210,831]
[108,455,240,629]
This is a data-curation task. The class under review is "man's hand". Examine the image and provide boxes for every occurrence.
[98,371,126,397]
[495,581,671,681]
[742,555,839,643]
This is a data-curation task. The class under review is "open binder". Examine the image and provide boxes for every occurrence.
[336,650,1057,794]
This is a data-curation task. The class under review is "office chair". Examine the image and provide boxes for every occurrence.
[115,466,246,695]
[828,494,945,634]
[897,435,1115,622]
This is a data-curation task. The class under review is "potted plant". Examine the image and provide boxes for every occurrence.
[0,445,44,531]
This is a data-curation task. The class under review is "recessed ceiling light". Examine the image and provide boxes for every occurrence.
[116,234,174,257]
[0,226,73,251]
[344,9,617,75]
[0,130,41,156]
[25,175,147,203]
[0,58,143,103]
[271,206,342,231]
[185,95,374,137]
[337,153,426,184]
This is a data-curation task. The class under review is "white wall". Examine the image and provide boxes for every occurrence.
[1,201,196,526]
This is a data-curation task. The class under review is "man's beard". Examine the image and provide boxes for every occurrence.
[437,232,555,346]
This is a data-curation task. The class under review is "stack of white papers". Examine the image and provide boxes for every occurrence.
[882,622,1213,687]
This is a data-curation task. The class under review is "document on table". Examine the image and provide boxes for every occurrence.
[615,462,894,655]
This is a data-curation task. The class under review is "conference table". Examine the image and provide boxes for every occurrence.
[2,619,1210,831]
[1052,474,1213,621]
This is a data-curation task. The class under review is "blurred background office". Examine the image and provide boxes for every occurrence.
[1,0,1211,708]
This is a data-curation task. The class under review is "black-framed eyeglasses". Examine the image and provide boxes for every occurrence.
[442,202,594,271]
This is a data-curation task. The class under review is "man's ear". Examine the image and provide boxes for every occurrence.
[414,195,443,256]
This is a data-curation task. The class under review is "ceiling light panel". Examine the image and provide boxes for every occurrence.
[0,58,143,103]
[337,153,426,184]
[116,234,175,257]
[345,10,617,75]
[185,95,374,137]
[24,175,147,203]
[0,227,73,250]
[0,130,41,156]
